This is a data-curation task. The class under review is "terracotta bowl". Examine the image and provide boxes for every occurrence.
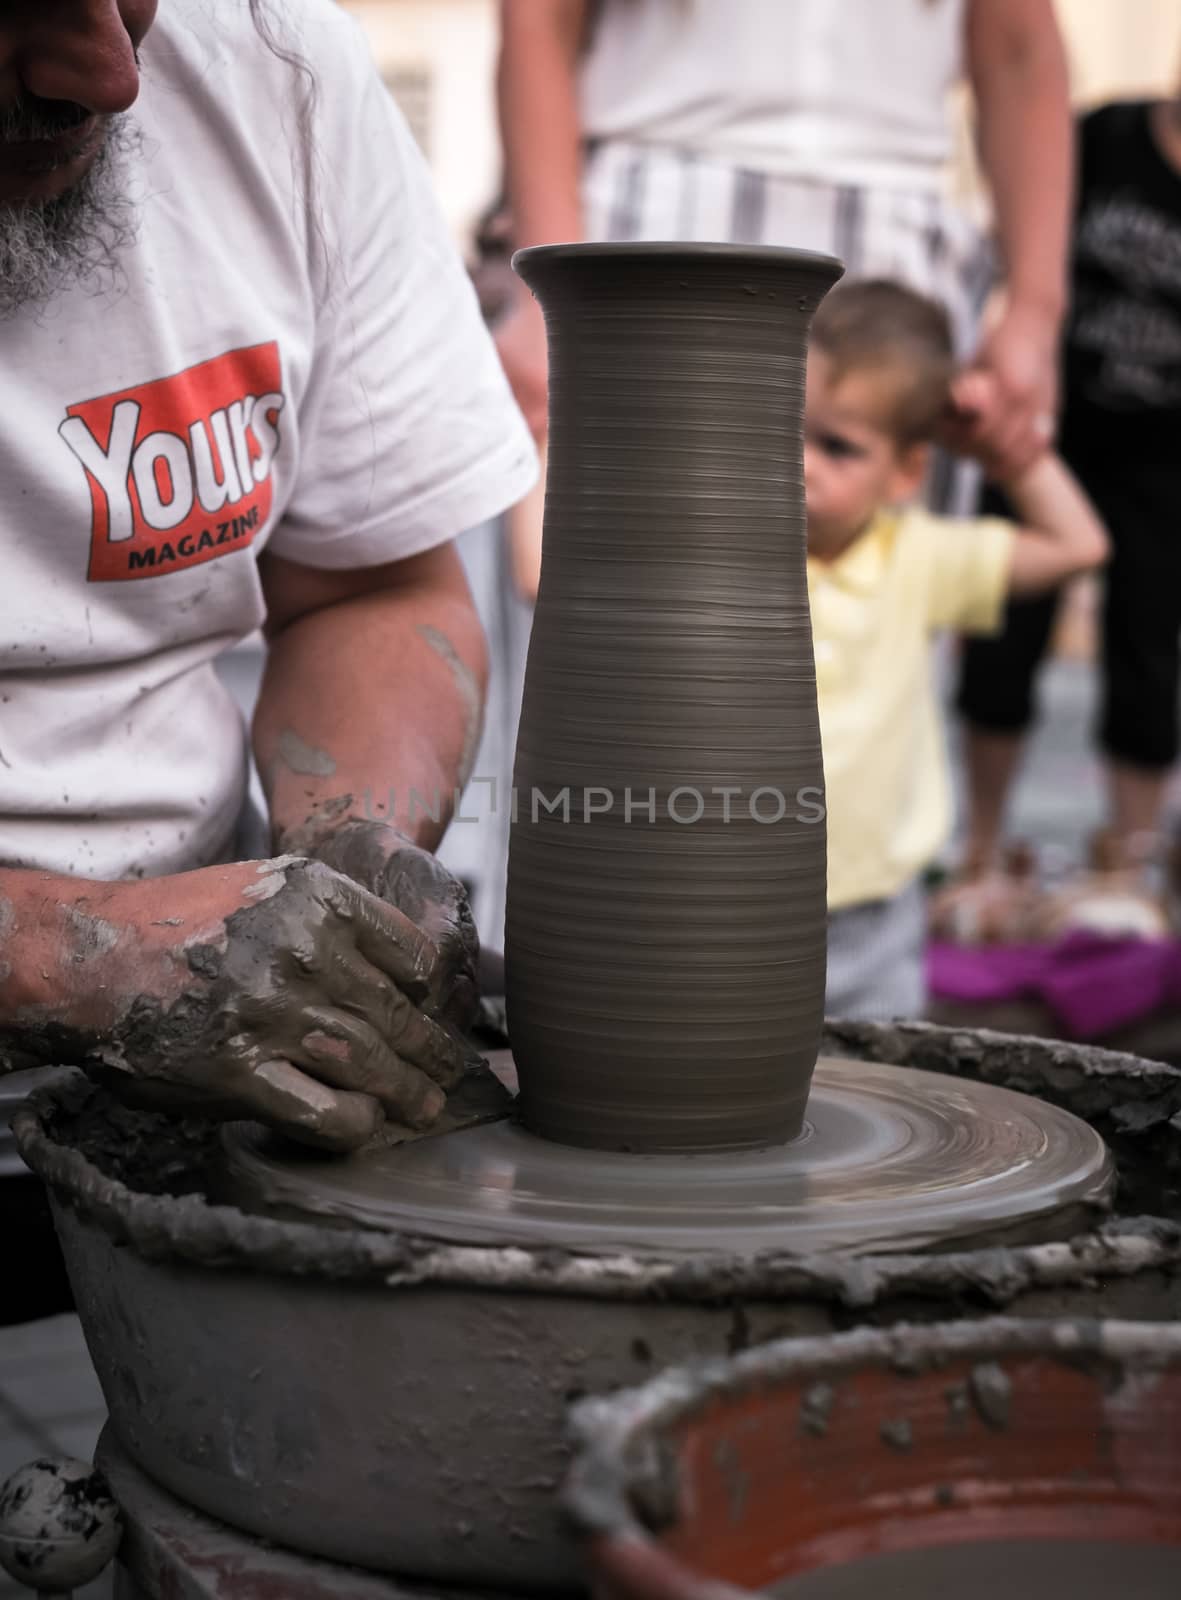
[566,1317,1181,1599]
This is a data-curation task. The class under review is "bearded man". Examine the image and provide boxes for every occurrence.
[0,0,536,1316]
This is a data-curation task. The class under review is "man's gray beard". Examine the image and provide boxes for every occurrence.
[0,116,140,321]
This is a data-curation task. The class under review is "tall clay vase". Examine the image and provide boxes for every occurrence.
[505,243,843,1153]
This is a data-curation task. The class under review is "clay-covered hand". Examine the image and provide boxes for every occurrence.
[4,857,470,1151]
[292,819,479,1038]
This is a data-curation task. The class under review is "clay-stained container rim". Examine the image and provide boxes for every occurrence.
[564,1316,1181,1585]
[568,1315,1181,1474]
[513,239,845,275]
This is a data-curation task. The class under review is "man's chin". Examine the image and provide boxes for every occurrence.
[0,114,139,320]
[0,118,107,207]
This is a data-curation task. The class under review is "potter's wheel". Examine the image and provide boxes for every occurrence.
[218,1055,1113,1256]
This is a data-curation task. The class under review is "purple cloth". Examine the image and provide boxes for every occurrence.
[927,931,1181,1039]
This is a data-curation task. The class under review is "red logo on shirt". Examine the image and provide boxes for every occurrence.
[60,343,285,582]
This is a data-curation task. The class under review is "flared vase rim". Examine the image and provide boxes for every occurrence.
[513,240,845,276]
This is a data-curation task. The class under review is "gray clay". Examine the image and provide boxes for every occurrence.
[506,243,844,1153]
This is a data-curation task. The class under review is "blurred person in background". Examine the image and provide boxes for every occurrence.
[497,0,1073,566]
[944,73,1181,943]
[449,0,1074,963]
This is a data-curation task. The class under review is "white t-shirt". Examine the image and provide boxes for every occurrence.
[0,0,535,881]
[580,0,967,191]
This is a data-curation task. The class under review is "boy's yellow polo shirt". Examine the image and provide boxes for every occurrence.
[807,505,1014,912]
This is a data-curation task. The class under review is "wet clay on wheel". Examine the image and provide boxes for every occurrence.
[506,243,843,1154]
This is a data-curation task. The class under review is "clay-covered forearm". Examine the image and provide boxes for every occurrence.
[0,865,214,1073]
[2,868,120,1069]
[1003,454,1109,596]
[0,855,469,1145]
[968,0,1072,322]
[254,570,489,855]
[498,0,587,248]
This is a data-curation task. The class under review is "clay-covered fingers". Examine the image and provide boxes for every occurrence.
[85,1007,382,1149]
[235,1058,384,1152]
[387,883,480,1030]
[324,872,440,1003]
[427,904,479,1034]
[308,827,480,1030]
[295,1005,449,1128]
[92,1054,382,1152]
[368,847,479,1029]
[317,944,470,1091]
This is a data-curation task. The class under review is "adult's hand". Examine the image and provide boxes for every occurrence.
[0,857,469,1150]
[494,293,549,441]
[293,817,479,1038]
[949,300,1061,479]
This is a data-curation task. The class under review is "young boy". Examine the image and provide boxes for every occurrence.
[804,280,1107,1020]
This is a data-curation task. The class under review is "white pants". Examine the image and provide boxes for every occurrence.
[582,139,991,513]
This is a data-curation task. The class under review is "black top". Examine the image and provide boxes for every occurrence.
[1060,101,1181,464]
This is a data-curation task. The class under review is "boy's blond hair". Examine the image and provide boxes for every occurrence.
[810,279,955,446]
